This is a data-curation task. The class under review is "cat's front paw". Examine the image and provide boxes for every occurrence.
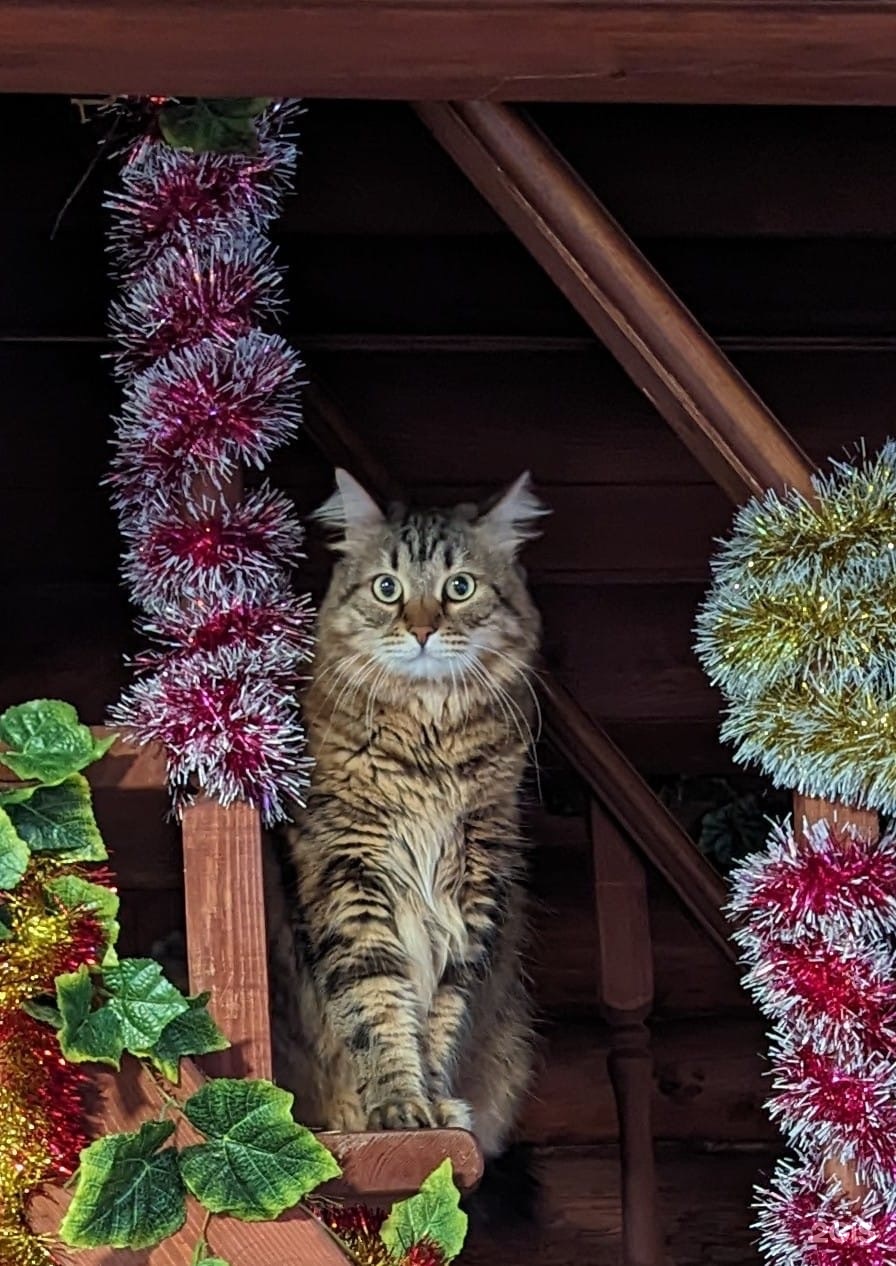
[433,1097,474,1131]
[367,1097,435,1132]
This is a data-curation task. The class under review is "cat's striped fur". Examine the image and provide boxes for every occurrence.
[266,469,545,1156]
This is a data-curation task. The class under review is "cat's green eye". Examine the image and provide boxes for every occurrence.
[444,573,477,602]
[372,574,403,604]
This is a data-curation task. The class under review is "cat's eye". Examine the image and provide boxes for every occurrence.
[371,574,403,604]
[444,573,477,602]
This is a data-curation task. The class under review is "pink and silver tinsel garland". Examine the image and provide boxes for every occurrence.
[105,102,313,822]
[729,819,896,1266]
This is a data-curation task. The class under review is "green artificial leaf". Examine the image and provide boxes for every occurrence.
[45,873,120,952]
[158,97,271,154]
[179,1079,341,1219]
[698,793,768,871]
[104,958,190,1053]
[56,965,125,1066]
[23,997,63,1028]
[0,805,29,889]
[60,1119,186,1250]
[381,1160,468,1262]
[0,700,112,784]
[0,907,12,939]
[0,784,37,805]
[147,994,230,1085]
[6,774,107,860]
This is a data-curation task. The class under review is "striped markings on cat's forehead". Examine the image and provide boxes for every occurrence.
[390,512,468,569]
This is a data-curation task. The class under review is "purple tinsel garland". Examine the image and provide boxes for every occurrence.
[106,101,313,822]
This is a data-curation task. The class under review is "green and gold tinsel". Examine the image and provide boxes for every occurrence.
[695,440,896,811]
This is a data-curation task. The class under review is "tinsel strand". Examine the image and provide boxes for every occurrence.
[105,98,314,822]
[728,819,896,1265]
[0,860,108,1266]
[695,441,896,811]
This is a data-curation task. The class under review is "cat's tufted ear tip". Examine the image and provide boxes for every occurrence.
[313,467,385,544]
[480,471,550,554]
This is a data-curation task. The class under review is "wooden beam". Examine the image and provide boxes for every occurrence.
[4,3,896,102]
[304,376,734,962]
[415,101,816,504]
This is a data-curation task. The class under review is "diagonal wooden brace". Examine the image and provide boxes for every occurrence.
[414,101,815,504]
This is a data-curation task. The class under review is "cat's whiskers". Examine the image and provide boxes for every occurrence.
[318,655,381,751]
[470,642,543,743]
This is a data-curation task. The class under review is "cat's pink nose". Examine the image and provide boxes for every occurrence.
[411,625,435,646]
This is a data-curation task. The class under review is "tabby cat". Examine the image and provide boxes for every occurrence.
[265,468,545,1157]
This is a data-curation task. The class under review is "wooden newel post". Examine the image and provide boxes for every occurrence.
[181,798,273,1080]
[590,800,664,1266]
[179,471,274,1081]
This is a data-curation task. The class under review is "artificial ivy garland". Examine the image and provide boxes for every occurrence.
[0,701,467,1266]
[695,440,896,811]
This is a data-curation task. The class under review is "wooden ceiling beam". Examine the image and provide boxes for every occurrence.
[4,3,896,103]
[304,379,735,962]
[416,101,816,504]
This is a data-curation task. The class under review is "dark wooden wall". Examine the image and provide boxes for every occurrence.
[2,96,892,1261]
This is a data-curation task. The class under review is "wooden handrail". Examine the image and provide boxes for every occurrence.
[417,100,870,1206]
[544,676,732,961]
[29,1059,482,1264]
[415,101,816,505]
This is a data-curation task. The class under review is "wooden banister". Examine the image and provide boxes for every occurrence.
[415,101,815,505]
[544,676,732,962]
[416,100,879,1207]
[590,799,663,1266]
[29,1058,482,1264]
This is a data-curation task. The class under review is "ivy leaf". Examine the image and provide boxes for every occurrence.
[23,997,63,1028]
[381,1160,468,1262]
[57,965,125,1066]
[0,805,29,889]
[60,1119,186,1250]
[6,774,107,861]
[0,700,113,784]
[179,1079,341,1219]
[45,873,120,952]
[104,958,190,1052]
[147,994,230,1084]
[0,784,37,805]
[158,98,271,154]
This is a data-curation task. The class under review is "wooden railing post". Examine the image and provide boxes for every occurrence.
[590,799,664,1266]
[181,798,273,1080]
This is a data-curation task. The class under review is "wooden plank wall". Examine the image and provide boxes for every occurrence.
[4,95,892,1260]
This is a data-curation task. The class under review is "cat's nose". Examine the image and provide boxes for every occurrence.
[410,625,435,646]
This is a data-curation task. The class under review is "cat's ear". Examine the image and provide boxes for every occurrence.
[313,468,385,547]
[479,471,549,555]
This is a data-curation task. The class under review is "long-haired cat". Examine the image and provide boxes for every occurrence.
[265,468,545,1159]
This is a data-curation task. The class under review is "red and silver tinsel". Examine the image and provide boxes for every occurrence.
[105,102,313,823]
[729,818,896,1266]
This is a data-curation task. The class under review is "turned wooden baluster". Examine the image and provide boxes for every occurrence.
[590,799,664,1266]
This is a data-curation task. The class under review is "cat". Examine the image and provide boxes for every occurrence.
[265,467,546,1159]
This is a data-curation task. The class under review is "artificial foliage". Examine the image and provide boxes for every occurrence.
[728,817,896,1266]
[0,698,467,1265]
[695,441,896,811]
[0,702,117,1266]
[104,96,314,823]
